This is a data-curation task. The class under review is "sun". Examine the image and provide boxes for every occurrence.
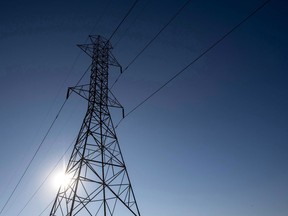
[53,171,72,189]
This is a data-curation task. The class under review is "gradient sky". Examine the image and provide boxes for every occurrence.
[0,0,288,215]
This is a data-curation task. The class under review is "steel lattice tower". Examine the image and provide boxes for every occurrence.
[50,35,141,216]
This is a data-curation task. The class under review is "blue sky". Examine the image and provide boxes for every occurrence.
[0,0,287,215]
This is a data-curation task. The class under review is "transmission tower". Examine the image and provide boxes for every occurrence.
[50,35,141,216]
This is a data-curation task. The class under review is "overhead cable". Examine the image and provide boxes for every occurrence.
[16,138,75,216]
[110,0,192,89]
[108,0,140,42]
[0,64,90,215]
[115,0,271,128]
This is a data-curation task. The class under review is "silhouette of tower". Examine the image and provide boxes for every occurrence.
[50,35,141,216]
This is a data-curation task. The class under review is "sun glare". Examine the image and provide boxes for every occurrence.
[53,171,72,189]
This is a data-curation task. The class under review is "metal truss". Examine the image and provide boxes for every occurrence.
[50,35,141,216]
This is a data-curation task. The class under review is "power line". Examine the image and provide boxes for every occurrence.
[110,0,192,89]
[38,200,54,216]
[108,0,139,42]
[13,67,91,216]
[16,139,75,216]
[124,0,192,71]
[0,101,67,215]
[113,0,151,48]
[12,65,90,215]
[0,64,90,215]
[115,0,271,128]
